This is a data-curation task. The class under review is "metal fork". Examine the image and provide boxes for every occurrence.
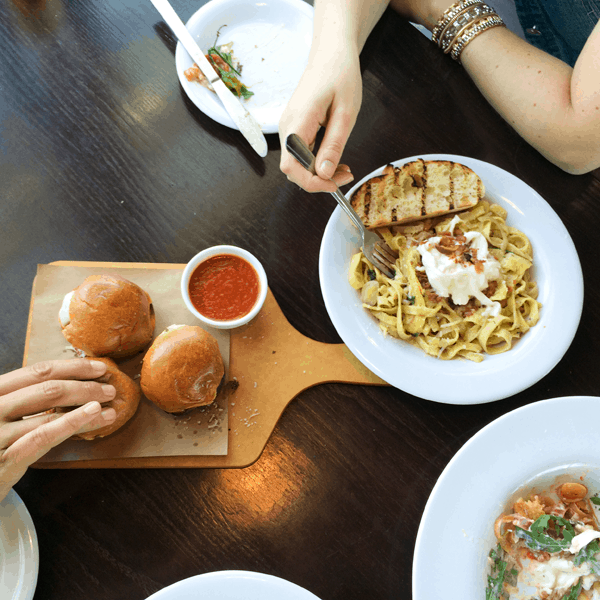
[286,134,398,278]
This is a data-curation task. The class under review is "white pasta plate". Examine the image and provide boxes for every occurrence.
[174,0,313,134]
[145,570,321,600]
[412,395,600,600]
[0,489,39,600]
[319,154,583,404]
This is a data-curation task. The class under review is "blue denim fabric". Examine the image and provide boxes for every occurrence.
[514,0,600,65]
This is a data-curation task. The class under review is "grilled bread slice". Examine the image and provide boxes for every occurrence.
[350,159,484,229]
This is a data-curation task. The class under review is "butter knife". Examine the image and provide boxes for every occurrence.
[150,0,268,158]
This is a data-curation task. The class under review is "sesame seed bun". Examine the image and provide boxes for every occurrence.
[140,325,225,413]
[60,274,155,358]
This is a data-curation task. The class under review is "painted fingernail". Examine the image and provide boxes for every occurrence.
[101,408,117,422]
[102,385,116,398]
[89,360,106,373]
[83,401,101,415]
[320,159,335,178]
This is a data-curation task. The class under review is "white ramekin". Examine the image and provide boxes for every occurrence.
[181,245,268,330]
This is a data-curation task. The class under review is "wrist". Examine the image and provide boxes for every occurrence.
[428,0,506,62]
[309,37,360,65]
[402,0,459,30]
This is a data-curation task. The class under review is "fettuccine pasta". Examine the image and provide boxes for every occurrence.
[348,201,541,362]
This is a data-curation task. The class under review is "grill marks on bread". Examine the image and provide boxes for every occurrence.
[350,159,484,229]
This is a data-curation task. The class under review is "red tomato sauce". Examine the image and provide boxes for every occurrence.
[188,254,260,321]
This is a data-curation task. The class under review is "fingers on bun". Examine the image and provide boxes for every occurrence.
[59,357,141,440]
[60,274,155,358]
[140,325,225,413]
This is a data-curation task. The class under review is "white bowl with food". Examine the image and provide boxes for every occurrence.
[174,0,313,133]
[319,154,583,404]
[181,245,268,329]
[413,396,600,600]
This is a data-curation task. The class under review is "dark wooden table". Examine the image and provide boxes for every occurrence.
[1,0,599,598]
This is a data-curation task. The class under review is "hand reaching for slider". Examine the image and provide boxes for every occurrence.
[279,45,362,193]
[0,359,117,502]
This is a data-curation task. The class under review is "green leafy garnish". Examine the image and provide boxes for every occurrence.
[237,85,254,100]
[515,514,575,553]
[407,294,416,305]
[574,538,600,575]
[367,269,377,281]
[562,580,583,600]
[206,45,254,99]
[486,545,514,600]
[207,45,241,76]
[590,496,600,506]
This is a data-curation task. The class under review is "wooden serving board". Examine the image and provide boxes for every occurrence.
[26,261,387,469]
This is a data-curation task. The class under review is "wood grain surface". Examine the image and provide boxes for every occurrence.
[1,0,599,599]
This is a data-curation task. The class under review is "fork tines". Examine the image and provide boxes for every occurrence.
[368,241,397,278]
[375,241,398,266]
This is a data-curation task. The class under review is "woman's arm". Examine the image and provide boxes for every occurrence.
[279,0,390,192]
[461,22,600,174]
[392,0,600,174]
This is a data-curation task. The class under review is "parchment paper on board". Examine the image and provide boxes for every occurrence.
[26,263,229,462]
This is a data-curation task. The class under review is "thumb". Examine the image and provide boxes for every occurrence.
[315,108,355,180]
[279,111,321,172]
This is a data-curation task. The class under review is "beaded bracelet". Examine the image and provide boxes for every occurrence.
[431,0,506,62]
[438,3,496,53]
[449,14,506,61]
[431,0,482,45]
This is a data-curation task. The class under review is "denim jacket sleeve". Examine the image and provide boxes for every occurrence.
[514,0,600,66]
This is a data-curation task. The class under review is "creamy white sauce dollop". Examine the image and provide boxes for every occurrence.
[416,219,501,317]
[522,556,595,597]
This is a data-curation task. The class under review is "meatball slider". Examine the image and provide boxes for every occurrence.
[140,325,225,413]
[57,357,141,440]
[60,274,155,358]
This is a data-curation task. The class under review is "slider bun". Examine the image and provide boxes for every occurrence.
[140,325,225,413]
[59,357,141,440]
[61,274,155,358]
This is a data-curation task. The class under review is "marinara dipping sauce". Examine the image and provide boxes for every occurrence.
[188,254,260,321]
